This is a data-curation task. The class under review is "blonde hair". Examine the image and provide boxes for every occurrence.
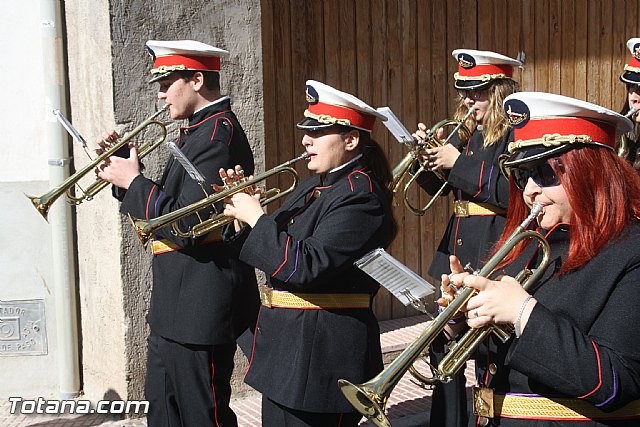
[454,79,520,147]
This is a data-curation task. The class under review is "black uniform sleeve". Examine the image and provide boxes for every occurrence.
[119,117,239,248]
[507,260,640,412]
[239,191,386,291]
[446,129,512,209]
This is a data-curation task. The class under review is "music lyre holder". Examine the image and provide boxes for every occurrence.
[354,248,435,314]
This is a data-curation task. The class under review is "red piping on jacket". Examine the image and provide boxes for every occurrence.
[145,185,157,220]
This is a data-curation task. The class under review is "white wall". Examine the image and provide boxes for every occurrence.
[0,0,264,402]
[1,1,50,182]
[0,0,61,398]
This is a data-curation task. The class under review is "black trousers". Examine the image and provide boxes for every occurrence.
[145,332,237,427]
[261,396,362,427]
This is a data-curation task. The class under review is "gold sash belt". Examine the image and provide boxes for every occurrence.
[473,387,640,421]
[151,229,222,255]
[260,285,371,310]
[454,201,506,217]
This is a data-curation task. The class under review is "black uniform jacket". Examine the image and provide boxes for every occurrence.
[473,222,640,426]
[235,158,395,413]
[414,128,512,279]
[118,98,259,345]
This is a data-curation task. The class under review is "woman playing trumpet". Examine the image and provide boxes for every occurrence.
[220,81,397,426]
[617,37,640,171]
[412,49,522,427]
[443,92,640,426]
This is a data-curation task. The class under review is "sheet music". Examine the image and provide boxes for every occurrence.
[376,107,415,144]
[355,248,435,306]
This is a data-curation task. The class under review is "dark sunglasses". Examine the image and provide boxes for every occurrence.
[456,89,485,101]
[511,162,560,191]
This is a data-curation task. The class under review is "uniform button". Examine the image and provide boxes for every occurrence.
[478,416,489,426]
[468,150,474,156]
[489,363,498,375]
[313,189,322,198]
[457,238,463,246]
[184,129,189,135]
[289,218,295,224]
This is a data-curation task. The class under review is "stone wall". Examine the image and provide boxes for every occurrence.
[65,0,263,403]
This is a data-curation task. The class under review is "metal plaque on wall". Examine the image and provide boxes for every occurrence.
[0,300,47,356]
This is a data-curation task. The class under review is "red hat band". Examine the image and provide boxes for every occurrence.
[627,55,640,70]
[457,63,513,78]
[307,102,376,131]
[514,117,617,149]
[153,54,221,72]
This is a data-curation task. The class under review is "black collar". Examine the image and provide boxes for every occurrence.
[319,157,368,186]
[188,97,232,127]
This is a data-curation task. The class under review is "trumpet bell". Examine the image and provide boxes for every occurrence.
[337,379,390,427]
[26,194,50,221]
[26,106,168,221]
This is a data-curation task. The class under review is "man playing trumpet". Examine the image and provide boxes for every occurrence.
[97,39,258,427]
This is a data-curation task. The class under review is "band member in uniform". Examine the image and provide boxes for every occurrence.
[97,40,258,426]
[412,49,521,427]
[617,37,640,171]
[443,92,640,426]
[219,80,397,426]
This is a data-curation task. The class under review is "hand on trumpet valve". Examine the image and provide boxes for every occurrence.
[95,144,141,190]
[420,144,461,171]
[412,122,430,143]
[215,165,254,193]
[413,123,460,170]
[95,130,124,155]
[218,166,264,228]
[438,255,470,308]
[462,272,533,328]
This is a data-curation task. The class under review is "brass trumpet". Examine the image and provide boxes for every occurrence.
[129,152,309,247]
[338,204,551,427]
[390,107,474,216]
[27,106,169,221]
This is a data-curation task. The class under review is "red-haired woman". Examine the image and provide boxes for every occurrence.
[442,92,640,426]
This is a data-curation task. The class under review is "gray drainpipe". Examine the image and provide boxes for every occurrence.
[40,0,81,399]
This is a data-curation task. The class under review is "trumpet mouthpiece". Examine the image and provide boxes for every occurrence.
[530,203,543,216]
[518,203,543,229]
